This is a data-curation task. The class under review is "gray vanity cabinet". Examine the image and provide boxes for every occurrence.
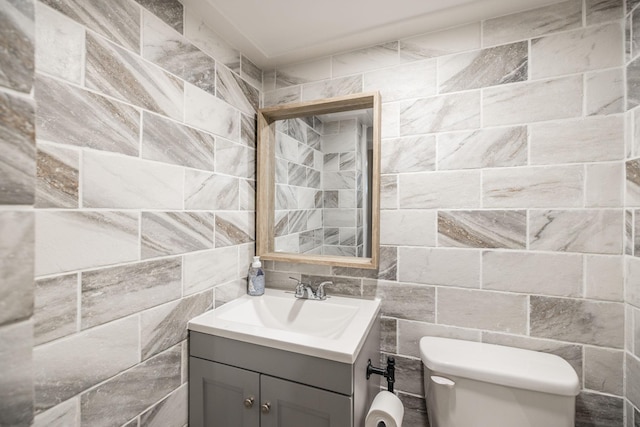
[189,357,351,427]
[189,316,380,427]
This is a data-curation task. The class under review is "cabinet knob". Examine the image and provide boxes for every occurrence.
[261,402,271,414]
[244,397,254,408]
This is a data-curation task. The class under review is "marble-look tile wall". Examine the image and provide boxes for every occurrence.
[264,1,629,425]
[30,0,261,426]
[0,0,36,426]
[626,1,640,426]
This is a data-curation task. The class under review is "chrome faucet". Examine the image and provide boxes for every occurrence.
[290,277,332,300]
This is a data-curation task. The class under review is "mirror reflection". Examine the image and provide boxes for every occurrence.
[273,109,374,258]
[257,92,380,269]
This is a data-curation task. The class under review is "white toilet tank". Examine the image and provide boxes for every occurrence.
[420,337,580,427]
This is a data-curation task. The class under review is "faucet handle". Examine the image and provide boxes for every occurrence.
[315,281,332,299]
[290,277,305,297]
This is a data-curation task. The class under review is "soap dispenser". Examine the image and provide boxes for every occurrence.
[247,256,265,296]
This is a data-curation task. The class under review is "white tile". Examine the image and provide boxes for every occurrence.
[531,23,623,79]
[83,151,183,209]
[35,211,138,276]
[586,162,624,207]
[586,68,624,116]
[483,76,583,126]
[301,75,362,101]
[183,247,239,296]
[382,135,435,173]
[400,170,481,209]
[363,60,436,102]
[381,103,399,138]
[529,116,625,164]
[183,8,239,72]
[400,91,480,134]
[586,255,624,301]
[276,58,331,88]
[380,210,437,246]
[399,247,480,288]
[35,2,84,85]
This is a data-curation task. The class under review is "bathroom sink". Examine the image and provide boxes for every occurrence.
[188,289,381,363]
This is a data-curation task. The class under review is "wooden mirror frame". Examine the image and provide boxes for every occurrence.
[256,91,381,269]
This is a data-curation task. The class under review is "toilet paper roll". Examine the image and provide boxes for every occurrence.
[365,390,404,427]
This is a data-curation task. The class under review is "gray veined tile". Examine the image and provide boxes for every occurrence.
[399,170,481,209]
[587,163,624,208]
[438,210,526,249]
[0,91,35,205]
[628,159,640,206]
[301,75,363,101]
[217,65,259,115]
[82,151,183,209]
[529,209,623,254]
[241,55,262,90]
[530,296,624,347]
[86,33,184,120]
[143,10,215,95]
[0,219,34,328]
[240,113,256,148]
[184,8,240,73]
[437,126,527,170]
[40,0,139,52]
[400,23,480,60]
[0,320,33,427]
[36,143,78,209]
[482,0,582,47]
[33,397,78,427]
[216,138,255,179]
[380,210,437,246]
[34,316,138,412]
[531,22,623,79]
[626,210,634,256]
[140,383,187,427]
[399,91,480,135]
[332,42,400,77]
[575,392,624,427]
[264,86,301,107]
[35,2,84,85]
[35,74,139,156]
[142,111,215,171]
[136,0,184,33]
[184,83,240,141]
[362,280,435,322]
[141,212,214,259]
[584,347,624,396]
[80,345,182,427]
[35,211,138,276]
[628,55,640,110]
[0,0,34,93]
[185,170,239,210]
[276,58,331,88]
[438,41,527,93]
[81,258,182,329]
[141,292,212,360]
[397,320,481,358]
[380,175,397,209]
[215,212,254,247]
[34,273,77,345]
[586,0,623,25]
[381,135,435,173]
[628,354,640,411]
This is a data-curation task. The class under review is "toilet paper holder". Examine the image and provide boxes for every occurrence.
[366,357,396,393]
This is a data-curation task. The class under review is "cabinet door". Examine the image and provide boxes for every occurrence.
[260,375,352,427]
[189,357,260,427]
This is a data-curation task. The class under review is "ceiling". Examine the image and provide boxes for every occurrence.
[182,0,561,69]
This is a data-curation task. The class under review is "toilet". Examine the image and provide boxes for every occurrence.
[419,337,580,427]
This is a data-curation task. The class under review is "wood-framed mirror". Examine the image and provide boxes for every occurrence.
[257,92,381,269]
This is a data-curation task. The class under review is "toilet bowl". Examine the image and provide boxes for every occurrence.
[420,337,580,427]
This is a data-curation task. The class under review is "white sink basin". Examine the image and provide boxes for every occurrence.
[188,289,381,363]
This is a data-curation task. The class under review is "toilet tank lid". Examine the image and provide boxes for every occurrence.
[419,337,580,396]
